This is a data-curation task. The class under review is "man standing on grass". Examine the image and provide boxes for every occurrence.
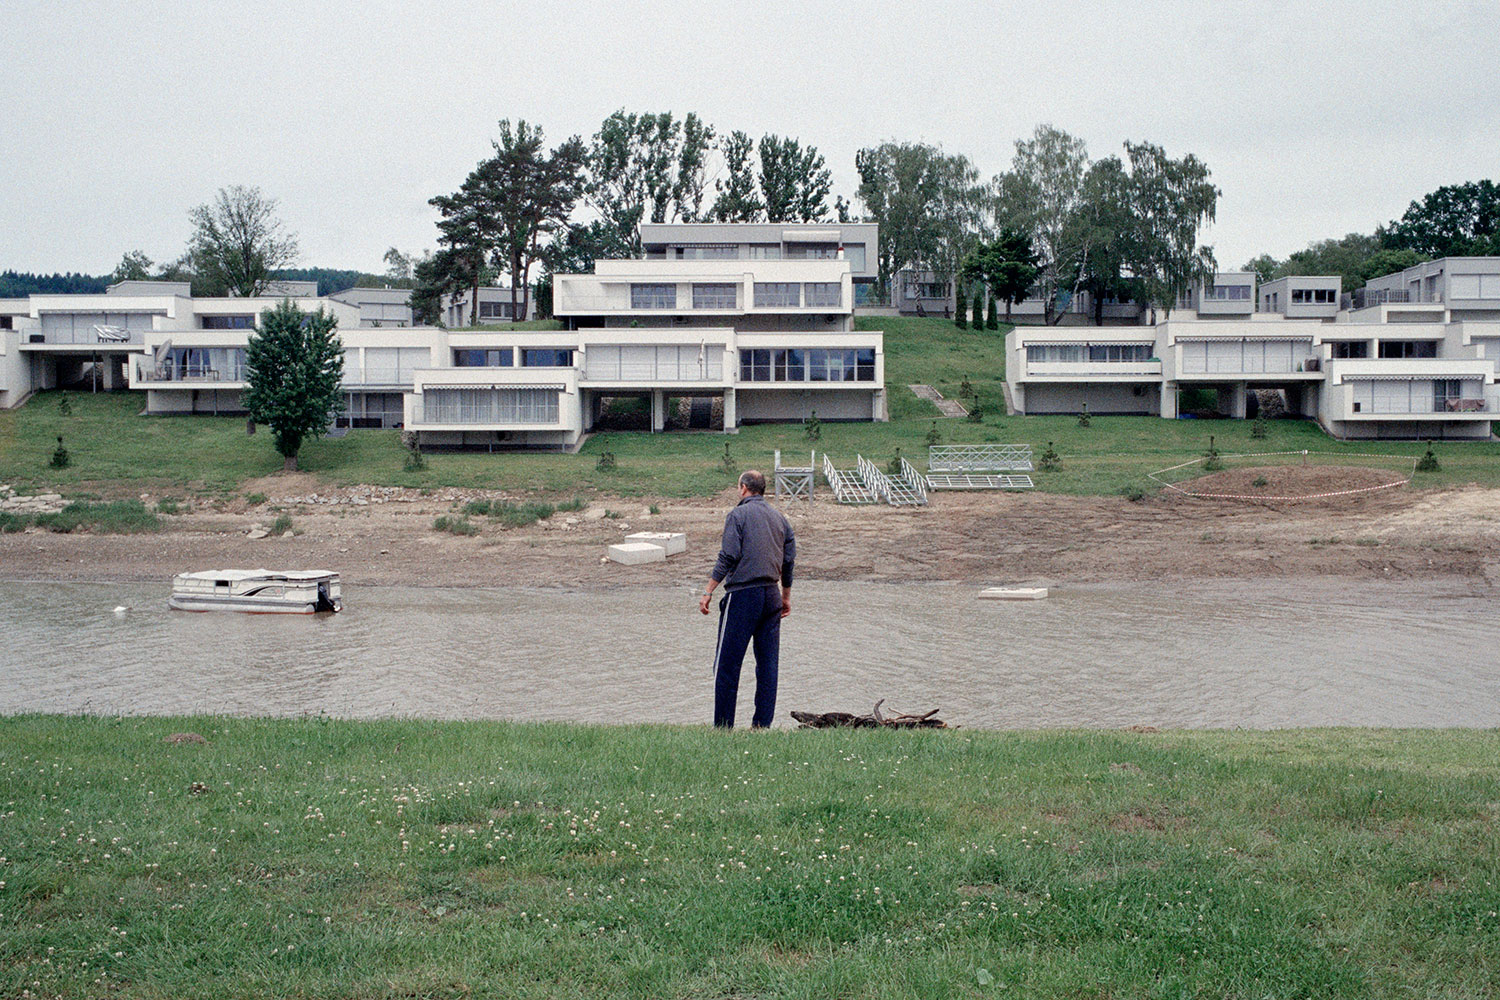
[699,470,795,729]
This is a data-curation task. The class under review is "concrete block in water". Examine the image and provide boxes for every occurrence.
[625,531,686,556]
[607,542,666,566]
[978,587,1048,600]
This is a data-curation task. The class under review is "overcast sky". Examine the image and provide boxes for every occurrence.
[2,0,1497,278]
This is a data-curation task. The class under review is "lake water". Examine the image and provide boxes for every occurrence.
[1,579,1496,728]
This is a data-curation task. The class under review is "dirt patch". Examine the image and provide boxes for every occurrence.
[1170,464,1408,501]
[1109,762,1142,774]
[3,481,1498,589]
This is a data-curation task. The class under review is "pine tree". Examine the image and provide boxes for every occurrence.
[954,290,967,329]
[986,296,998,330]
[972,289,985,330]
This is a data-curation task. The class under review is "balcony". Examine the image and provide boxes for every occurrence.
[23,326,146,347]
[342,367,418,387]
[1025,360,1163,378]
[136,363,245,384]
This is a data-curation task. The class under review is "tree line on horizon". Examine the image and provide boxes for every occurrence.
[1242,179,1500,293]
[8,121,1495,325]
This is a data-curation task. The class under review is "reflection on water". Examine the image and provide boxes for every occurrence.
[1,579,1496,728]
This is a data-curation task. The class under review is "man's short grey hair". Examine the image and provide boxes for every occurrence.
[739,470,766,495]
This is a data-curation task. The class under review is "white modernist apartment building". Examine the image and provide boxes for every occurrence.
[1004,261,1500,439]
[0,224,885,451]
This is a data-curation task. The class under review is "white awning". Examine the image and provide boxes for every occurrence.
[1174,335,1313,342]
[1341,373,1482,381]
[422,382,566,391]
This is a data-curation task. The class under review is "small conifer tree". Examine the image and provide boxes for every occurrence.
[986,296,998,330]
[1415,442,1440,472]
[972,289,985,329]
[954,291,967,329]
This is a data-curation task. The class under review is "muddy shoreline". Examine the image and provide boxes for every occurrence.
[3,472,1499,591]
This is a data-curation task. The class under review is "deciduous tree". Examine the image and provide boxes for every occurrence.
[992,125,1090,323]
[708,130,764,222]
[111,250,154,283]
[1120,140,1218,317]
[856,141,987,290]
[586,110,715,254]
[186,185,299,297]
[758,135,832,223]
[242,301,343,471]
[1384,180,1500,258]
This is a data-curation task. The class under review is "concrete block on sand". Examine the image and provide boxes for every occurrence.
[607,542,666,565]
[978,586,1048,600]
[625,531,686,556]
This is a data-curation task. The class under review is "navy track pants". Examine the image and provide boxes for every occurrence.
[712,584,782,728]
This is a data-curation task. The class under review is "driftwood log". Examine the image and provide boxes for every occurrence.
[791,699,950,730]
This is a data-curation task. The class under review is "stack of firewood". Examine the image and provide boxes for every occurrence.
[790,700,950,729]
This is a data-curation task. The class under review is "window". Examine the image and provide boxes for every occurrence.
[1433,379,1464,410]
[692,283,738,309]
[1378,340,1437,359]
[774,349,804,381]
[1025,344,1085,363]
[740,349,771,381]
[453,349,513,367]
[478,301,515,319]
[1330,341,1370,359]
[804,282,841,308]
[521,348,573,367]
[423,388,559,424]
[630,284,676,309]
[1086,344,1154,362]
[738,347,874,382]
[914,282,951,300]
[784,243,838,260]
[200,314,254,329]
[1291,288,1337,304]
[844,246,867,272]
[1204,284,1252,301]
[747,245,782,260]
[754,283,800,307]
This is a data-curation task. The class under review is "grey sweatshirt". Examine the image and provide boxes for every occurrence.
[711,495,795,592]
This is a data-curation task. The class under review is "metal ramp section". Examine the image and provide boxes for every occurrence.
[855,455,926,507]
[823,453,874,504]
[925,472,1034,490]
[898,456,929,505]
[928,443,1033,473]
[774,449,815,501]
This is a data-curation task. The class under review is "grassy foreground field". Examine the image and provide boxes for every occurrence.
[1,316,1497,500]
[1,717,1497,998]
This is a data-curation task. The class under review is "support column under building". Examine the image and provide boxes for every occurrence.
[650,389,666,432]
[722,388,736,431]
[1227,381,1248,419]
[1159,382,1178,419]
